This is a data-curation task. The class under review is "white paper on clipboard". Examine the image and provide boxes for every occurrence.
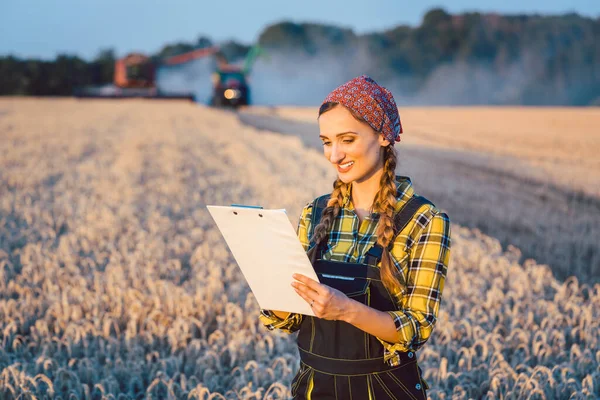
[206,205,319,316]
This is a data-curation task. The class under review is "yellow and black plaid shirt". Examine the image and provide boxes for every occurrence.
[259,176,451,366]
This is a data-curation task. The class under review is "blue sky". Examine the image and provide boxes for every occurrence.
[1,0,598,60]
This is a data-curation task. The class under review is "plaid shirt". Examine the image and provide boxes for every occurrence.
[259,176,451,366]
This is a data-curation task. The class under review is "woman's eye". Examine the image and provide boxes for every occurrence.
[342,139,354,144]
[322,142,331,146]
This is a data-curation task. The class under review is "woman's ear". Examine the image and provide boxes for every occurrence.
[379,133,391,147]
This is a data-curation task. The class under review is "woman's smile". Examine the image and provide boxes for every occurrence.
[337,161,354,173]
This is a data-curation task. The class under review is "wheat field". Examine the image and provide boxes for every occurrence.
[0,98,598,399]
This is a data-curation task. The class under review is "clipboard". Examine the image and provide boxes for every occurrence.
[207,204,319,316]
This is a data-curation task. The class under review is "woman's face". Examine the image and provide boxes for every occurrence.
[318,105,390,184]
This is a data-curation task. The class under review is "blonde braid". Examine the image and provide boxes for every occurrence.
[306,178,349,263]
[373,145,407,296]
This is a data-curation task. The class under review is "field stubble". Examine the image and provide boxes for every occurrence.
[0,99,598,399]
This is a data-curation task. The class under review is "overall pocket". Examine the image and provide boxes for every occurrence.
[316,272,370,297]
[314,259,372,297]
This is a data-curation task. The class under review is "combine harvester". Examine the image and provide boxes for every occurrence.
[75,47,219,101]
[76,45,265,106]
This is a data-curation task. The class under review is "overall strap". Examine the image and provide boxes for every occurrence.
[308,194,331,252]
[363,244,384,267]
[364,194,435,265]
[390,194,435,250]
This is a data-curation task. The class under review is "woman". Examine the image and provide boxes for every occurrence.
[260,75,451,399]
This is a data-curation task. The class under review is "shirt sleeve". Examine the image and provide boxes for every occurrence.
[258,203,313,333]
[375,207,451,362]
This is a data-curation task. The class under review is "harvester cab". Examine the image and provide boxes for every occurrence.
[210,54,250,108]
[209,45,267,108]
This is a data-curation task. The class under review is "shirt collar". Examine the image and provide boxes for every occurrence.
[341,175,414,214]
[393,175,414,212]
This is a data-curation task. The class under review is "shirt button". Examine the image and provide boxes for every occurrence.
[415,383,422,390]
[408,352,414,358]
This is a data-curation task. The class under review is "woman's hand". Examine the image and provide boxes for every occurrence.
[291,273,352,321]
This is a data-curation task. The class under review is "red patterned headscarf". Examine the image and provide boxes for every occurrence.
[321,75,403,144]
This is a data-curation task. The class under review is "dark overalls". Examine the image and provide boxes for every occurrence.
[291,193,432,400]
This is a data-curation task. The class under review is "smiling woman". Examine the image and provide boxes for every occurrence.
[259,75,452,399]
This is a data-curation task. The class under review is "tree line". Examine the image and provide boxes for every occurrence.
[1,8,598,105]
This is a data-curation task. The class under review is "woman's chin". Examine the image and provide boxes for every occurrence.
[336,172,354,184]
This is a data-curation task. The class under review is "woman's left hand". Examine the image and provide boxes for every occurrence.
[291,273,352,321]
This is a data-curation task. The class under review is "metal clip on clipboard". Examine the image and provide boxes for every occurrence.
[230,204,263,209]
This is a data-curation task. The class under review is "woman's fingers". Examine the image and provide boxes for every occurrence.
[292,280,326,313]
[294,287,311,304]
[294,287,319,311]
[292,273,326,295]
[292,279,317,301]
[292,274,346,320]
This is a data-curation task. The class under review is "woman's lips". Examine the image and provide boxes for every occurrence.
[337,161,354,173]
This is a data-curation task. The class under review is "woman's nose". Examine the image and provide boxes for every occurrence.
[329,143,345,164]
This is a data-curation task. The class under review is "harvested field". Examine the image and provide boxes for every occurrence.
[252,106,600,198]
[0,98,598,399]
